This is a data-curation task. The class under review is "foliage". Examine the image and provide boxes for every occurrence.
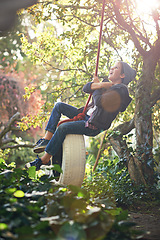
[7,145,36,167]
[0,65,45,127]
[0,12,49,134]
[21,0,118,108]
[19,0,160,185]
[0,73,26,124]
[0,149,10,163]
[0,16,25,69]
[0,64,46,155]
[0,160,143,240]
[86,136,160,207]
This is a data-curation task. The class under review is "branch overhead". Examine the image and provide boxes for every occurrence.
[113,2,147,56]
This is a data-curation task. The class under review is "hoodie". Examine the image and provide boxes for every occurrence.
[83,79,132,130]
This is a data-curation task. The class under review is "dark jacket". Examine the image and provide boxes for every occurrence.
[82,79,132,130]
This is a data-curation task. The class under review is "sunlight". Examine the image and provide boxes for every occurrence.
[135,0,160,14]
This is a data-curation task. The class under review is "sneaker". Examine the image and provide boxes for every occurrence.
[33,138,50,153]
[25,155,51,171]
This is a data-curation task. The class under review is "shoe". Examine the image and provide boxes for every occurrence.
[25,155,51,171]
[33,138,49,153]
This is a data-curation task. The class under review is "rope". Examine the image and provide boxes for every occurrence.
[95,0,105,77]
[57,112,85,127]
[58,0,105,127]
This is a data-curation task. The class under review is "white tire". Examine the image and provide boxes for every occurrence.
[58,134,86,187]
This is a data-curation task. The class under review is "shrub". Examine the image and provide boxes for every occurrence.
[0,159,142,240]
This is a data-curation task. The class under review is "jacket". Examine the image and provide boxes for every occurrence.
[82,79,132,130]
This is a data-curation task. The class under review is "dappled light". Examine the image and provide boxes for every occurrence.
[0,0,160,239]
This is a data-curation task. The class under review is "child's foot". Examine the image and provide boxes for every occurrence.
[33,138,50,153]
[25,155,50,171]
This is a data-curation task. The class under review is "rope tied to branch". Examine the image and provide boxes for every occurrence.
[58,0,105,127]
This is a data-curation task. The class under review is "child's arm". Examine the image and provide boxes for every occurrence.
[90,75,113,90]
[83,76,113,93]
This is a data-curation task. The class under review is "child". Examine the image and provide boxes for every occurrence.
[25,61,136,170]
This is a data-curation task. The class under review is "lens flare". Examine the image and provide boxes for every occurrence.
[135,0,160,13]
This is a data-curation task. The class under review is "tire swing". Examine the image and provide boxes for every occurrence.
[58,134,86,187]
[49,0,106,187]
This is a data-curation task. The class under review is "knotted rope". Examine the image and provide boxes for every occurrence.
[58,0,105,127]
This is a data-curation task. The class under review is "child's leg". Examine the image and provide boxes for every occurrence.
[33,102,79,153]
[27,117,100,169]
[41,152,52,164]
[45,102,79,134]
[45,118,100,159]
[44,131,53,140]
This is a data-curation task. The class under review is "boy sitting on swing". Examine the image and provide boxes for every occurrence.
[25,61,136,170]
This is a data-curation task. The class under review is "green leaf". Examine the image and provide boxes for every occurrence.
[51,164,63,173]
[0,223,8,231]
[28,166,36,179]
[13,190,25,198]
[5,187,17,194]
[0,158,5,164]
[105,207,122,216]
[116,210,129,221]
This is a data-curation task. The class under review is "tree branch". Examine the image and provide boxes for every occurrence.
[2,139,17,145]
[106,118,135,160]
[113,0,147,56]
[0,112,36,151]
[149,39,160,64]
[34,53,93,77]
[103,34,123,60]
[0,112,21,140]
[110,117,135,135]
[107,84,160,144]
[152,9,160,39]
[57,3,96,11]
[108,118,147,185]
[125,0,152,48]
[1,143,35,150]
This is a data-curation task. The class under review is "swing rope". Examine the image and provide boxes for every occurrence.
[58,0,105,127]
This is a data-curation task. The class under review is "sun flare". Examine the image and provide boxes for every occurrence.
[135,0,160,13]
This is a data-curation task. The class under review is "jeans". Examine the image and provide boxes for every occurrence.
[45,102,100,156]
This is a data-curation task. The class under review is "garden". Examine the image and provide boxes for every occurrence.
[0,0,160,239]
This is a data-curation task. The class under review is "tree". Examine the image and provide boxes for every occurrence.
[21,0,160,185]
[0,64,45,150]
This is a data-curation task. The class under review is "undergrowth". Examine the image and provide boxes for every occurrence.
[0,155,143,240]
[85,149,160,209]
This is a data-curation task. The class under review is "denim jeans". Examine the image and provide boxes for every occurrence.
[45,102,100,156]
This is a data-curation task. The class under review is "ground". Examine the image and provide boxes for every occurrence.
[128,205,160,240]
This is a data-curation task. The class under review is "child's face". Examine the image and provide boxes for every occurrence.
[108,62,124,83]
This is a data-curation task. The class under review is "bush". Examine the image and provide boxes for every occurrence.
[7,147,35,168]
[86,136,160,207]
[0,158,142,240]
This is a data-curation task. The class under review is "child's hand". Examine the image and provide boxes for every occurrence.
[91,77,114,90]
[93,75,100,83]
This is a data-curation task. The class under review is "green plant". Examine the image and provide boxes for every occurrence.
[7,146,35,168]
[86,132,160,206]
[0,158,143,240]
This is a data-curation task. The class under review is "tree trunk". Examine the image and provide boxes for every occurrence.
[109,133,147,185]
[108,62,156,186]
[134,57,155,184]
